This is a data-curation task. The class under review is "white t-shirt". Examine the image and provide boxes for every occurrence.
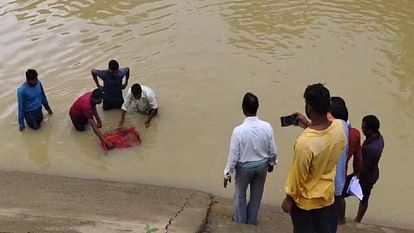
[121,85,158,114]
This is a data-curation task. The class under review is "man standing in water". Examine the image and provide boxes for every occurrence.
[282,83,346,233]
[91,60,130,110]
[354,115,384,223]
[17,69,53,131]
[223,92,278,225]
[69,88,112,148]
[118,83,158,128]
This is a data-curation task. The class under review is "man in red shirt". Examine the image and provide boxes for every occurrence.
[69,89,112,148]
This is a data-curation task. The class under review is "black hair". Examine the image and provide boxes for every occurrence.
[242,92,259,115]
[26,69,38,82]
[131,83,142,95]
[362,115,380,133]
[92,88,104,99]
[304,83,331,115]
[108,59,119,70]
[330,96,349,121]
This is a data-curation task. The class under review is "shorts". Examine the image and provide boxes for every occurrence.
[342,174,376,204]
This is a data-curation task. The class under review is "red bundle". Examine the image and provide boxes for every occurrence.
[101,127,141,151]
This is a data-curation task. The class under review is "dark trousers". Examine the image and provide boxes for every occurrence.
[103,100,123,111]
[291,203,332,233]
[328,196,341,233]
[25,108,43,130]
[70,116,88,131]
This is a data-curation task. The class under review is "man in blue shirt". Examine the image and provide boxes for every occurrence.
[17,69,53,131]
[91,60,130,110]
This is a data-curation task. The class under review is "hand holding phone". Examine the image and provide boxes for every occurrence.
[280,114,298,127]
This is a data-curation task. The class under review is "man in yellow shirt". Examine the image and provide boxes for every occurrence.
[282,83,347,233]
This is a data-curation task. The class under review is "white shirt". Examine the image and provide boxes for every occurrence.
[121,85,158,113]
[224,116,278,176]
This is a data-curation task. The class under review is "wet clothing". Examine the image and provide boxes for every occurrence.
[121,85,158,114]
[94,68,129,109]
[360,134,384,185]
[17,81,50,129]
[69,92,94,131]
[343,134,384,204]
[25,107,43,130]
[224,116,278,224]
[285,119,347,211]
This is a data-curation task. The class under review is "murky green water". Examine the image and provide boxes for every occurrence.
[1,0,413,228]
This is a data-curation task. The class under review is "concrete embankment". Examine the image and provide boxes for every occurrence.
[0,171,411,233]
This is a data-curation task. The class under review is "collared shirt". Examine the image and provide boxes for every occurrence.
[121,85,158,114]
[285,119,346,210]
[95,68,129,103]
[224,116,278,176]
[347,127,362,175]
[17,81,50,128]
[360,134,384,184]
[69,92,94,119]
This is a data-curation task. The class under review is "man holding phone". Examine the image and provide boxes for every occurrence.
[282,83,347,233]
[223,92,278,225]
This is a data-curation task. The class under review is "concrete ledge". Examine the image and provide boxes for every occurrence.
[0,171,211,233]
[0,171,412,233]
[202,197,414,233]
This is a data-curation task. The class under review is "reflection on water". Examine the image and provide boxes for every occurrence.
[0,0,414,228]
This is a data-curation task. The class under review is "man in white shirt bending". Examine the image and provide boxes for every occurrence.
[118,83,158,128]
[223,92,278,225]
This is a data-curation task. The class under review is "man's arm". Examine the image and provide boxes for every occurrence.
[122,67,130,89]
[295,112,311,129]
[145,108,158,128]
[144,93,158,128]
[267,126,278,172]
[223,131,240,188]
[17,88,25,131]
[119,110,127,128]
[118,90,132,127]
[88,118,111,148]
[91,106,102,128]
[39,82,52,114]
[91,69,103,89]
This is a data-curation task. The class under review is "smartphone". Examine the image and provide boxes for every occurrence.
[280,114,298,127]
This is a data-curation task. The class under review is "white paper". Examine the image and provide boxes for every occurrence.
[347,176,364,201]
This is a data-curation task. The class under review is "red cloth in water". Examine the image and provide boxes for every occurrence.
[101,127,141,151]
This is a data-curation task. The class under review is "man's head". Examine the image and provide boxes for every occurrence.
[242,92,259,116]
[108,59,119,75]
[26,69,38,87]
[330,96,348,121]
[362,115,380,137]
[131,83,142,99]
[303,83,330,119]
[91,88,104,105]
